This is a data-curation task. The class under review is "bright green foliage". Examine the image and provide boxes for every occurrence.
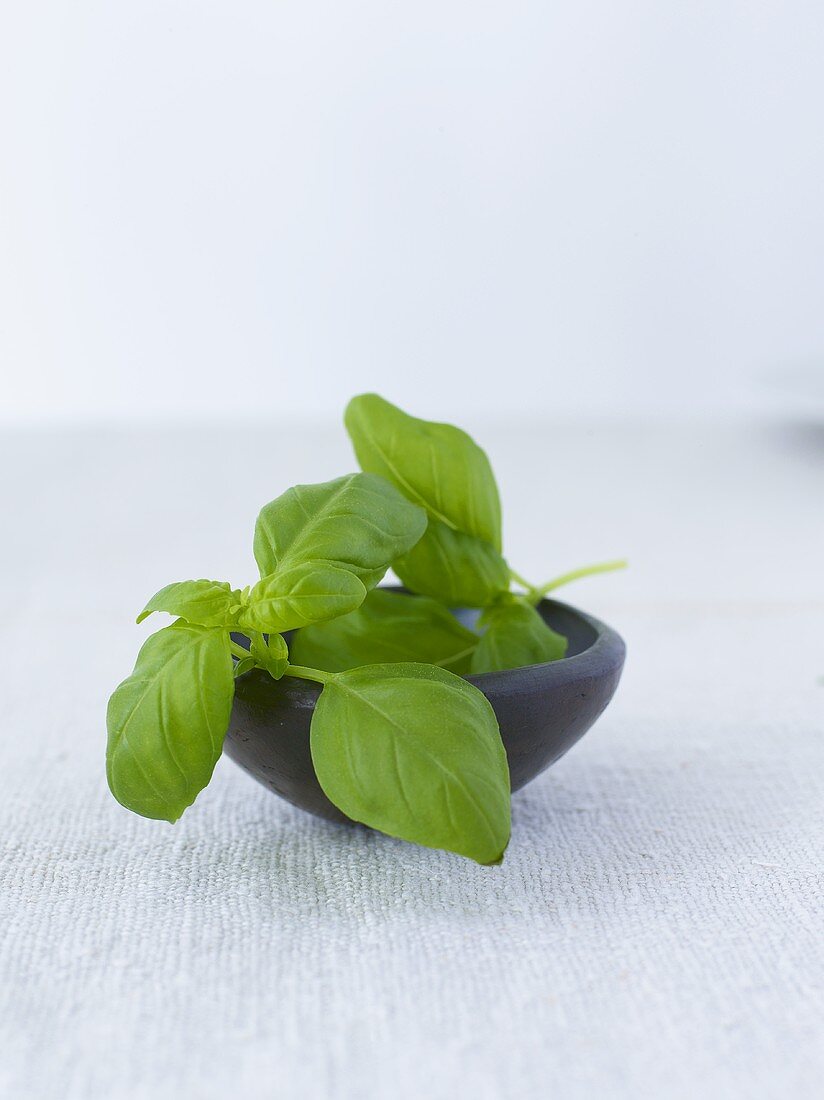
[393,518,509,608]
[137,579,242,628]
[233,655,258,678]
[254,472,427,590]
[345,394,502,547]
[230,632,289,680]
[248,632,288,680]
[106,622,235,822]
[471,595,568,674]
[290,588,479,674]
[106,398,623,864]
[107,471,426,826]
[238,561,367,633]
[309,663,510,864]
[345,394,508,607]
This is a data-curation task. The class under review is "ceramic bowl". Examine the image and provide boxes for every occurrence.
[224,593,626,824]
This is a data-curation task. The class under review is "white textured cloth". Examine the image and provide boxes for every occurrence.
[0,420,821,1100]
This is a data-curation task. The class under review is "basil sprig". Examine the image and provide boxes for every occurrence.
[340,393,624,673]
[345,394,509,607]
[107,400,624,864]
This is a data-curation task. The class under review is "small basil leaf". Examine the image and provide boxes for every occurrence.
[393,519,510,608]
[289,588,479,674]
[238,561,367,633]
[249,631,289,679]
[345,393,502,550]
[106,621,234,822]
[253,473,427,588]
[470,595,568,674]
[310,663,511,864]
[233,655,257,678]
[136,579,240,627]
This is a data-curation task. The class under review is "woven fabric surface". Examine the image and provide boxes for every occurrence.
[0,421,821,1099]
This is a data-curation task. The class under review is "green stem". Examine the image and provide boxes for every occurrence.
[509,569,534,593]
[229,640,251,661]
[283,663,334,686]
[534,559,628,598]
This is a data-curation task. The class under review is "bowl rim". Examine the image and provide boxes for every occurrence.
[232,590,626,702]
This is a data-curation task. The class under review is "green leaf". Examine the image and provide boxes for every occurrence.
[237,561,367,633]
[249,631,289,679]
[345,395,508,606]
[393,518,510,608]
[136,579,240,627]
[310,663,511,864]
[106,621,235,822]
[345,393,502,550]
[289,588,480,674]
[253,472,427,589]
[470,595,568,674]
[233,655,257,678]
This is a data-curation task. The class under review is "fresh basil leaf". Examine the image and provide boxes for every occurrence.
[393,518,509,608]
[345,393,502,550]
[238,561,367,633]
[249,631,289,679]
[253,472,427,589]
[136,579,240,627]
[289,588,479,674]
[106,621,234,822]
[470,595,568,674]
[310,663,510,864]
[345,396,508,606]
[233,655,257,678]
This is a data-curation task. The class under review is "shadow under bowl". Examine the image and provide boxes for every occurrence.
[225,594,626,825]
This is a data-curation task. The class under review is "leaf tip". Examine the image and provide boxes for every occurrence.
[478,844,508,867]
[344,391,386,427]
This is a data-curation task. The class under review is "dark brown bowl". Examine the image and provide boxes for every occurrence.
[224,593,626,824]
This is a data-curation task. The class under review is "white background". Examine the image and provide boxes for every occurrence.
[2,1,824,425]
